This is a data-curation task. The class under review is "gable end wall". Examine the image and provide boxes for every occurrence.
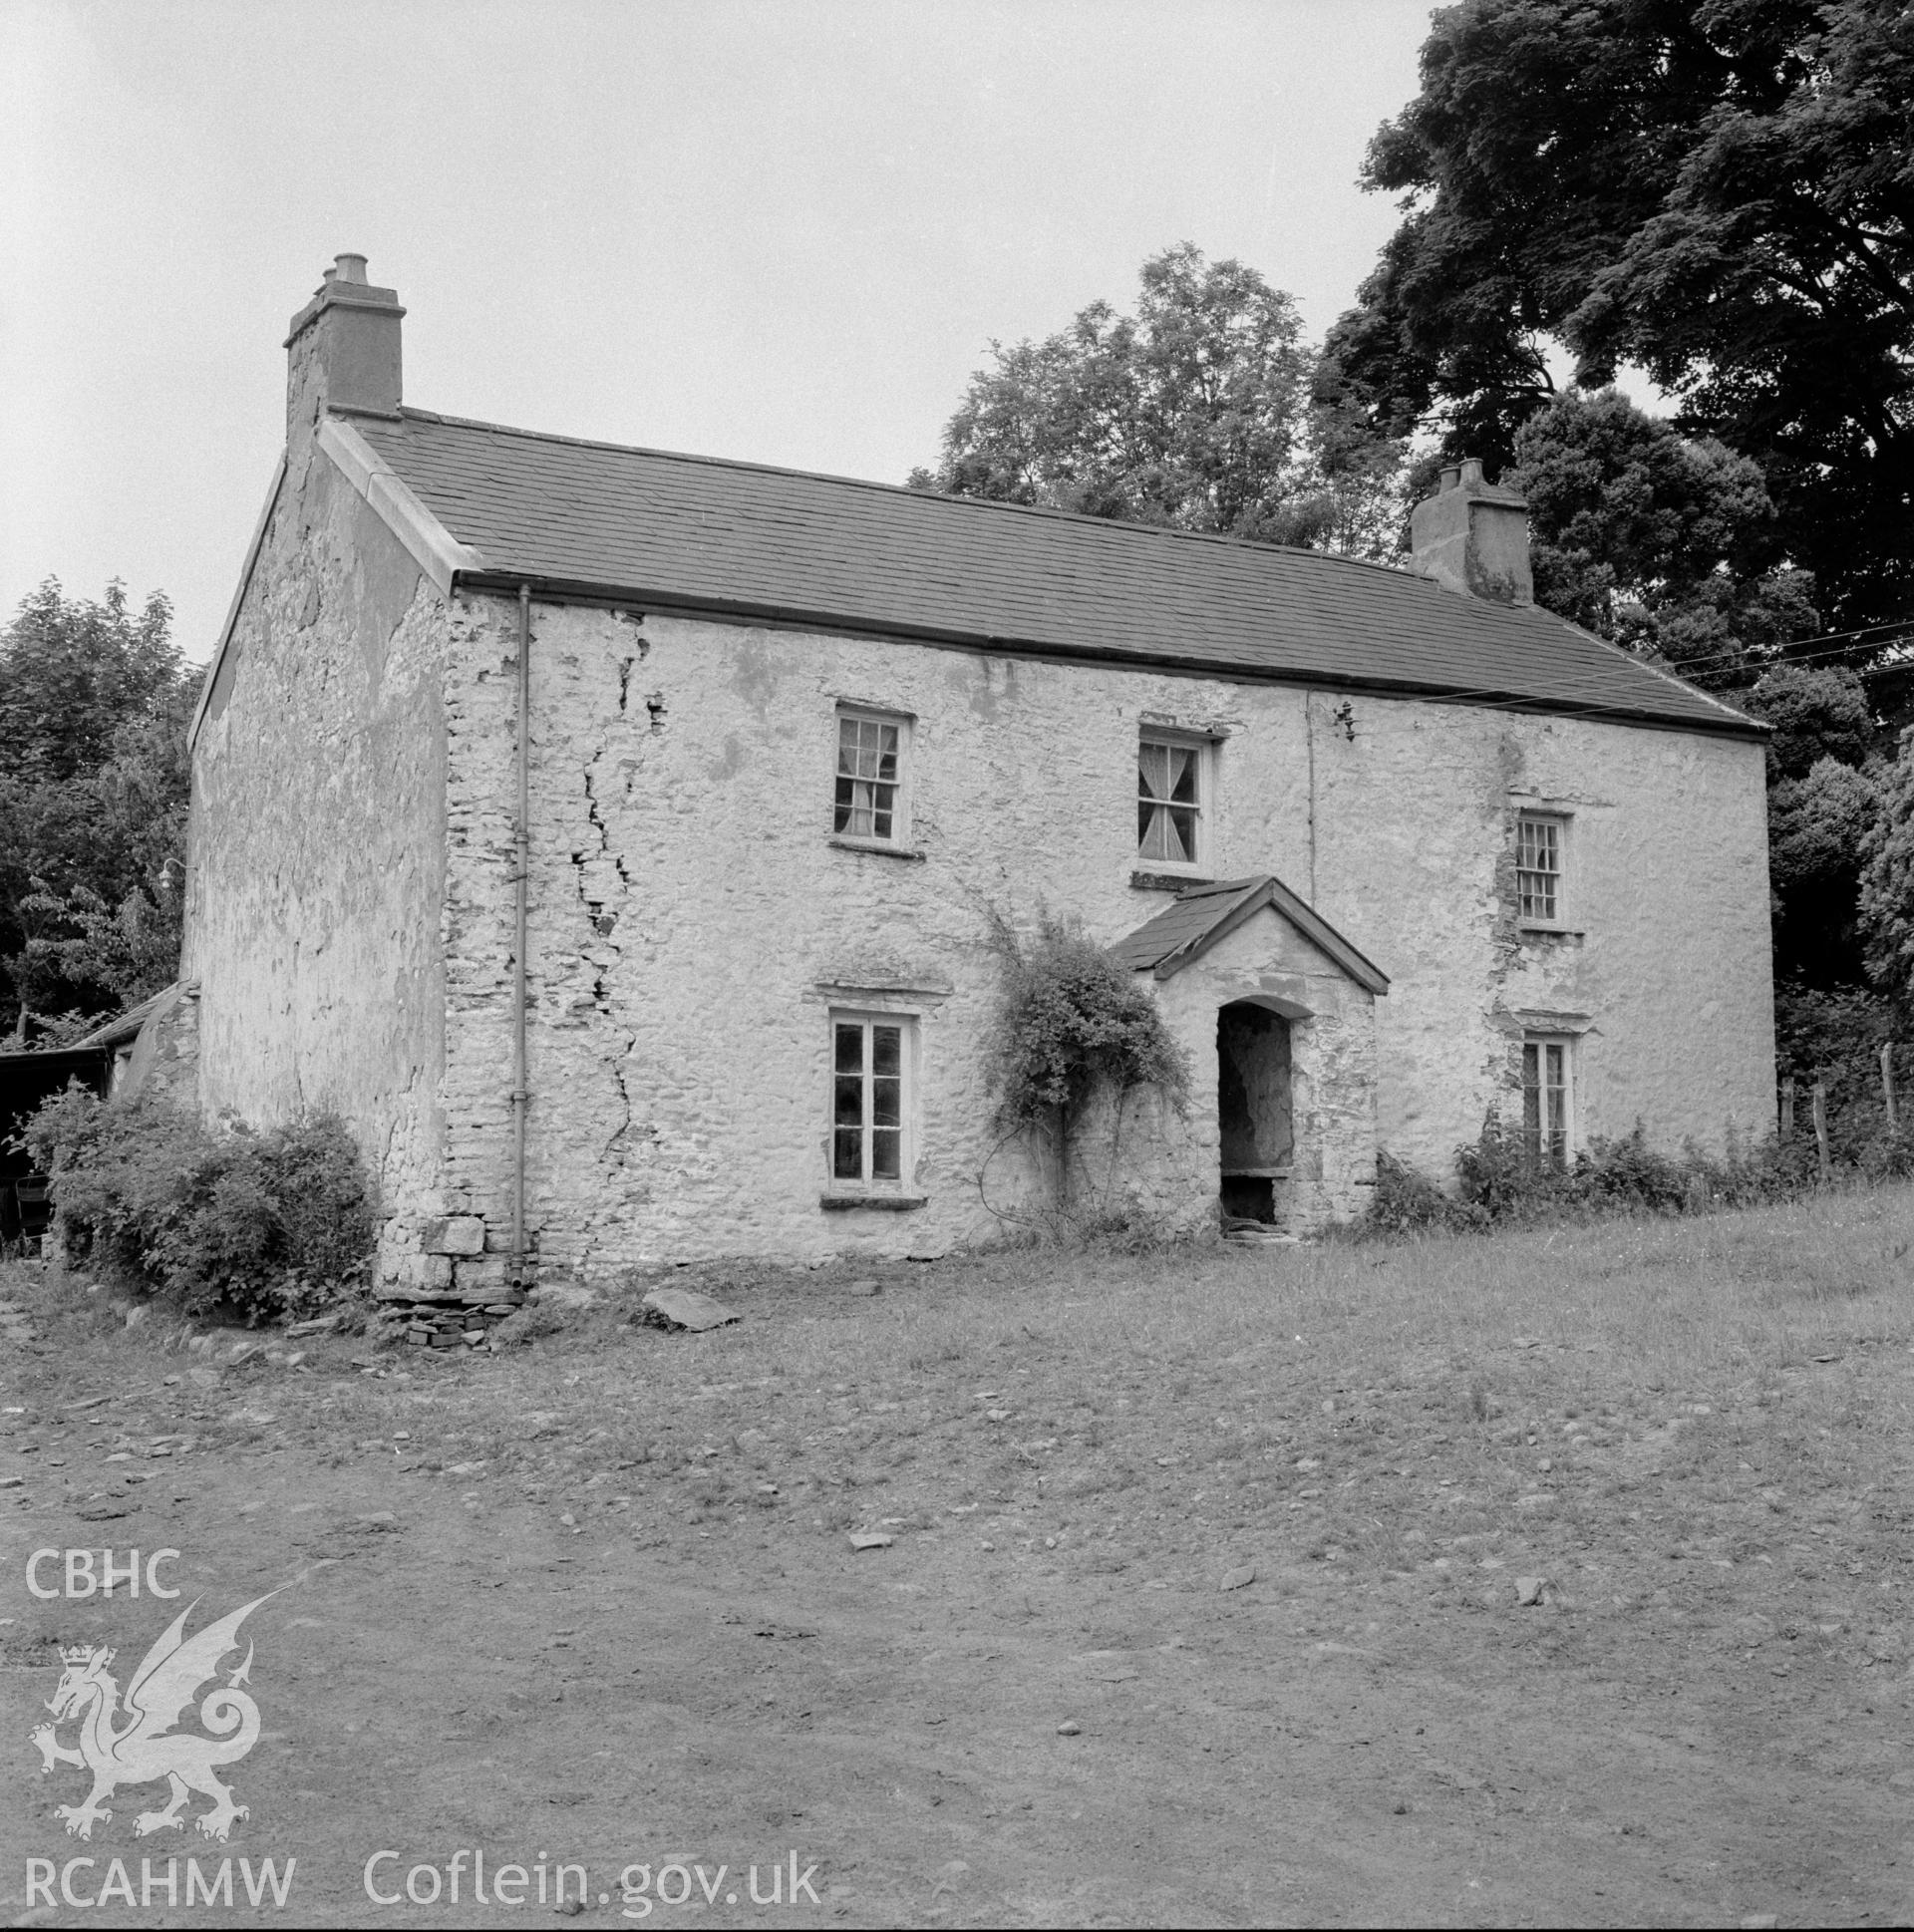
[184,441,451,1240]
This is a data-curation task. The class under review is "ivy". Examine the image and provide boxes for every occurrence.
[989,912,1188,1129]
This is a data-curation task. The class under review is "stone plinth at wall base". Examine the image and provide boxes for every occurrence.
[384,1284,525,1350]
[421,1215,486,1256]
[453,1254,510,1294]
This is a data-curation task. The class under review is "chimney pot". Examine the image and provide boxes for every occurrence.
[334,252,369,284]
[1409,456,1533,608]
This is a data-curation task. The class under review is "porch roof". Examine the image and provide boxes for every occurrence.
[1110,876,1390,995]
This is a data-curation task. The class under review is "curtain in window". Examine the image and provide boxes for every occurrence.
[835,718,899,839]
[1138,741,1199,863]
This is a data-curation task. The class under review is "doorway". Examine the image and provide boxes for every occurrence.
[1217,1001,1294,1223]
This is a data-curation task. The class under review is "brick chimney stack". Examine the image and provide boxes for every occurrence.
[1409,458,1533,607]
[284,253,404,445]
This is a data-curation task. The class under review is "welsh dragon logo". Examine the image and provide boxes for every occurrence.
[30,1592,277,1841]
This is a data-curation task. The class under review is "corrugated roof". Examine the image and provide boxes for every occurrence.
[1111,876,1390,993]
[347,407,1759,737]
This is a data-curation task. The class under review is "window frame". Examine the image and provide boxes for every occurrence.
[1520,1034,1574,1170]
[830,705,911,849]
[826,1009,918,1195]
[1515,809,1570,929]
[1136,728,1213,874]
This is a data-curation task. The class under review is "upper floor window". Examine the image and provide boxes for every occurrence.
[1516,811,1566,923]
[834,709,907,844]
[1138,732,1207,868]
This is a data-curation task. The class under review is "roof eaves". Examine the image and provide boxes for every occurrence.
[1562,612,1765,731]
[448,570,1767,740]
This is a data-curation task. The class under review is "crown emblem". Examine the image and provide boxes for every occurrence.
[59,1644,107,1667]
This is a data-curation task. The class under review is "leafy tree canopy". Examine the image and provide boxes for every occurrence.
[0,579,193,1044]
[1744,660,1874,780]
[1770,755,1878,983]
[1744,662,1876,984]
[1,578,180,781]
[912,243,1408,558]
[1507,388,1821,679]
[1860,726,1914,1002]
[1329,0,1914,631]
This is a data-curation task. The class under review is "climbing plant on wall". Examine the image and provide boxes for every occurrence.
[984,912,1188,1227]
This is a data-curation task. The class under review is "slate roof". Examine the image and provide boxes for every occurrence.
[1110,876,1390,994]
[346,406,1759,738]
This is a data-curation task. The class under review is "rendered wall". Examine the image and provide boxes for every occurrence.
[1149,912,1380,1233]
[437,596,1771,1275]
[184,449,450,1234]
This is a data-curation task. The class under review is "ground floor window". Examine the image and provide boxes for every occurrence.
[1521,1036,1571,1168]
[831,1013,913,1189]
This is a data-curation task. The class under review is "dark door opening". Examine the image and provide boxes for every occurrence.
[1217,1001,1293,1223]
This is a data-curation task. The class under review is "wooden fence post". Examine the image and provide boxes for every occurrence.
[1779,1077,1795,1139]
[1882,1044,1898,1135]
[1811,1079,1831,1181]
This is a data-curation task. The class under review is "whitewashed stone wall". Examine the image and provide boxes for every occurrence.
[184,453,452,1257]
[1150,914,1381,1233]
[425,595,1772,1275]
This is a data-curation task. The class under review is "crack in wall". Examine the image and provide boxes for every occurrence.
[605,1041,637,1162]
[583,770,611,853]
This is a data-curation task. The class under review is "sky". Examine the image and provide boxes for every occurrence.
[2,0,1441,665]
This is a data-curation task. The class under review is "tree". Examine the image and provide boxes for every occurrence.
[0,579,193,1045]
[1506,389,1821,681]
[1770,757,1879,984]
[1744,662,1878,985]
[912,243,1409,558]
[1744,661,1874,783]
[1327,0,1914,632]
[1860,729,1914,1002]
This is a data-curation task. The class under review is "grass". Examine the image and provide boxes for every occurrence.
[12,1185,1914,1617]
[9,1191,1913,1926]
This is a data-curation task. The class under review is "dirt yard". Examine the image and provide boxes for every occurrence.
[4,1193,1913,1928]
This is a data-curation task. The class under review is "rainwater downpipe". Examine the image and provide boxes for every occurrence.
[510,584,531,1291]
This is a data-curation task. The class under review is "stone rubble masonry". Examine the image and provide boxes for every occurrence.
[186,384,454,1289]
[116,983,202,1110]
[427,595,1770,1274]
[420,1214,485,1255]
[185,417,1774,1281]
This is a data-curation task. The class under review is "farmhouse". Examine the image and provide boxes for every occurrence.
[180,256,1773,1302]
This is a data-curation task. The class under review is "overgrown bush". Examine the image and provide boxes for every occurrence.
[1369,1118,1818,1236]
[990,913,1189,1127]
[16,1084,376,1323]
[980,911,1190,1237]
[1367,1149,1465,1234]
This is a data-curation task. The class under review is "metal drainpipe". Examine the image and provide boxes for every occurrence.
[510,584,531,1291]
